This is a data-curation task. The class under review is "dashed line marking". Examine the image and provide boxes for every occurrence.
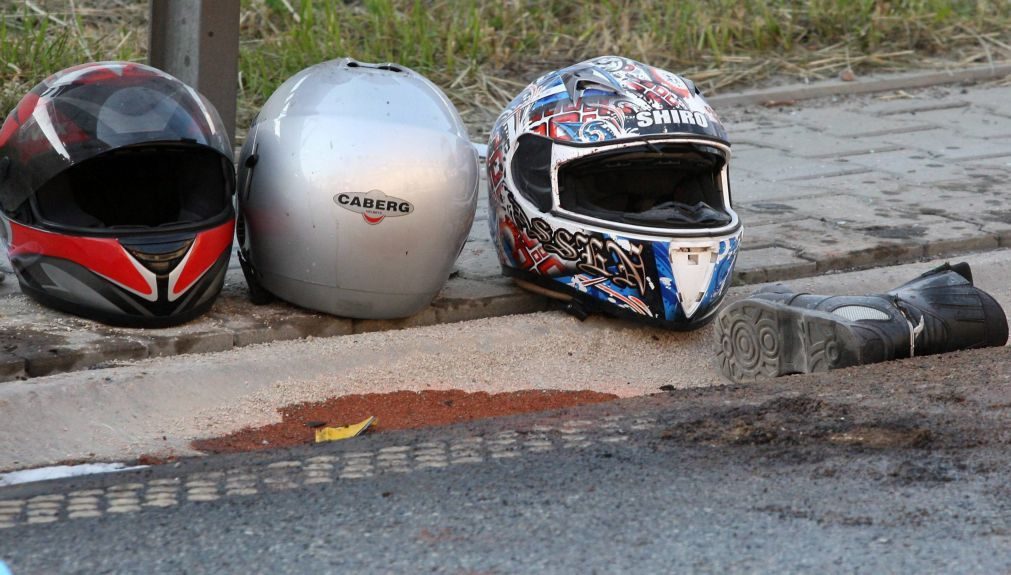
[451,456,484,464]
[28,495,65,502]
[262,476,299,490]
[66,503,98,512]
[107,505,142,514]
[144,499,178,508]
[147,479,180,487]
[185,480,217,488]
[107,483,143,492]
[26,516,58,524]
[267,461,301,469]
[25,501,61,510]
[0,415,656,529]
[417,460,449,469]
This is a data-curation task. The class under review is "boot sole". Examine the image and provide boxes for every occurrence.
[714,299,867,383]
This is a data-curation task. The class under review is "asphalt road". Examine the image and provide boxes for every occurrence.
[2,344,1009,574]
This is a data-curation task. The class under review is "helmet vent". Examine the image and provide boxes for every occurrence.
[122,237,194,274]
[346,60,403,73]
[559,64,622,104]
[236,213,247,245]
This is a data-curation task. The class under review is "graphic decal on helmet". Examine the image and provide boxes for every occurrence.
[8,221,158,300]
[498,190,648,293]
[333,189,415,225]
[487,55,742,329]
[167,221,236,300]
[500,55,725,145]
[8,219,233,306]
[496,188,739,323]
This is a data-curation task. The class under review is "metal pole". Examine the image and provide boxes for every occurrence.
[149,0,240,146]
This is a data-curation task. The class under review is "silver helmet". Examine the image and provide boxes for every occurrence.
[237,58,479,319]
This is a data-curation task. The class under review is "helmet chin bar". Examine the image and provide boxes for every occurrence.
[667,242,720,319]
[497,184,741,323]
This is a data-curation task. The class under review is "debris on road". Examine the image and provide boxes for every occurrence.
[0,462,147,487]
[761,99,797,107]
[314,416,377,443]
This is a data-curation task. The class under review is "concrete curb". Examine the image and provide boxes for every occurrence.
[709,63,1011,107]
[0,272,557,382]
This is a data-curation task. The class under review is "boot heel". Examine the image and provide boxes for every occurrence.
[715,299,864,383]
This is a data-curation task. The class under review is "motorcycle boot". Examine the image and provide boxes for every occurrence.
[714,262,1008,383]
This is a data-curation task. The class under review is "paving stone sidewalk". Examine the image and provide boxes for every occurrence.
[1,75,1009,382]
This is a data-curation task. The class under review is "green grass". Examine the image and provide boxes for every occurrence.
[1,9,76,113]
[2,0,1010,139]
[0,1,146,122]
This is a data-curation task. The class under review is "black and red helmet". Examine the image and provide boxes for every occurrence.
[0,62,235,327]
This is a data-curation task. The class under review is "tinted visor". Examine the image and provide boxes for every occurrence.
[32,143,233,232]
[1,62,232,213]
[557,143,731,229]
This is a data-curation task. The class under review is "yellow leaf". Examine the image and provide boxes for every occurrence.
[314,416,377,443]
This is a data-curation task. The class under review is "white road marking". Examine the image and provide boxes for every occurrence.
[0,416,655,528]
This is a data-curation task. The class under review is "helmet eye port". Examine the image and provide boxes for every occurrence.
[557,143,730,229]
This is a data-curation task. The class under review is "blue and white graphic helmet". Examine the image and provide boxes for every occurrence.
[487,56,742,329]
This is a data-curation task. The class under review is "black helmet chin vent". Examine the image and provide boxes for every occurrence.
[121,237,194,274]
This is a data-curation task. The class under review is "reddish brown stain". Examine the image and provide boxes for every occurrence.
[191,389,618,455]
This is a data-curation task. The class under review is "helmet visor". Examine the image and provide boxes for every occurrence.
[554,139,734,232]
[31,143,233,233]
[1,62,231,213]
